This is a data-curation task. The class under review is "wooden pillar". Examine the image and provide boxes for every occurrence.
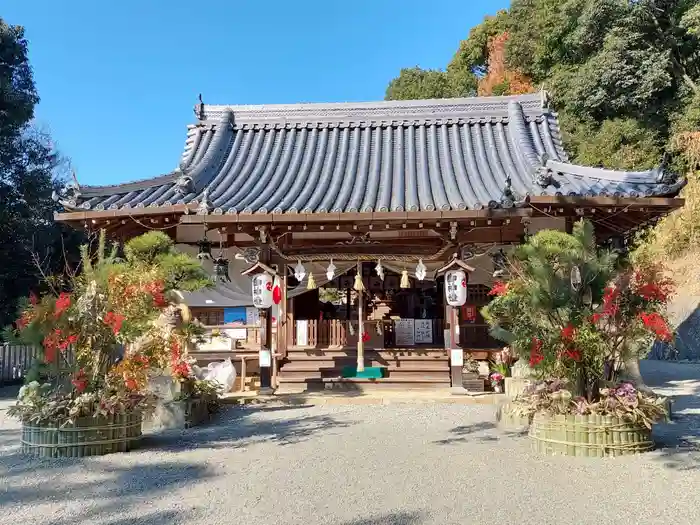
[356,261,365,373]
[278,264,289,358]
[449,305,462,388]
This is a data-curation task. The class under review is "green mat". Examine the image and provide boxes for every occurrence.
[341,366,386,379]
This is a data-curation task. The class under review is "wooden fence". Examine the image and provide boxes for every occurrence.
[0,345,39,387]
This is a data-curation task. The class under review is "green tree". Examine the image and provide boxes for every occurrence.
[0,18,82,336]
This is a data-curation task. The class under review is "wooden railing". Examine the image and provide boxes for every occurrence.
[290,319,500,349]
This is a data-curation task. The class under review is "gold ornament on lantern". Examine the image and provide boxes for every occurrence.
[307,273,316,290]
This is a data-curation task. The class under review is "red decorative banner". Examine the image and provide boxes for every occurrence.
[462,305,477,324]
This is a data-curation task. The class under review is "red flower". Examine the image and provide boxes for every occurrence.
[71,369,88,393]
[42,329,63,363]
[104,311,125,334]
[124,378,138,391]
[633,269,674,302]
[29,292,38,305]
[145,280,168,307]
[529,337,544,367]
[602,286,620,317]
[560,324,575,340]
[488,282,508,296]
[16,311,32,330]
[59,334,79,351]
[591,313,603,324]
[54,292,71,319]
[564,349,581,361]
[639,312,672,342]
[172,360,191,379]
[134,354,149,366]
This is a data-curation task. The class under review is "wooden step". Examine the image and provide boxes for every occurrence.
[279,368,449,381]
[277,376,450,384]
[280,362,448,372]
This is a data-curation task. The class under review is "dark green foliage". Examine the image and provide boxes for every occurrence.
[385,0,700,173]
[124,231,211,292]
[0,18,83,337]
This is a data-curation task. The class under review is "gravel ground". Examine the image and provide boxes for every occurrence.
[1,361,699,525]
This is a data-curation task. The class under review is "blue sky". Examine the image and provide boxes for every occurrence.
[5,1,509,186]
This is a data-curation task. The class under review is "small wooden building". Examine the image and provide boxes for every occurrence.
[54,93,684,392]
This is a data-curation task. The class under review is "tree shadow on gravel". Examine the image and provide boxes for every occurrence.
[339,511,425,524]
[144,404,357,452]
[433,421,506,445]
[641,361,700,471]
[0,457,213,524]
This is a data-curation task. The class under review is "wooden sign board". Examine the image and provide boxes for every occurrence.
[394,319,415,346]
[414,319,433,344]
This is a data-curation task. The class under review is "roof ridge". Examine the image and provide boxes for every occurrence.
[198,93,547,124]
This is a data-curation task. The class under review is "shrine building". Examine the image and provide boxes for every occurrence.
[53,92,684,393]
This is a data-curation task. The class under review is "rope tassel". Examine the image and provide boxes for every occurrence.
[307,273,316,290]
[400,270,410,289]
[353,273,365,291]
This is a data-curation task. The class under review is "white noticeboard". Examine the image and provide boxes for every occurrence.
[414,319,433,344]
[296,320,309,346]
[394,319,415,346]
[245,307,260,327]
[450,349,464,367]
[225,328,247,340]
[259,349,272,368]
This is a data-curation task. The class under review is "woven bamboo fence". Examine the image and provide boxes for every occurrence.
[20,411,143,458]
[529,412,654,457]
[495,401,530,432]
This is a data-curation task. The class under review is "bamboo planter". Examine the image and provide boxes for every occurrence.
[495,402,530,432]
[21,412,143,458]
[529,412,654,457]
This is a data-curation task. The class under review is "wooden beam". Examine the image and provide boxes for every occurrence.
[529,195,684,209]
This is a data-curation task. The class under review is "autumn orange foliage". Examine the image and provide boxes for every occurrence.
[477,32,535,96]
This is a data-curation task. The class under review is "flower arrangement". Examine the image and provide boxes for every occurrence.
[512,380,667,429]
[6,230,211,426]
[482,220,674,405]
[489,372,505,392]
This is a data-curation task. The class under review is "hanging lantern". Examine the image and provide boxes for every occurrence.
[307,273,316,290]
[272,276,282,305]
[400,270,410,289]
[212,255,231,282]
[197,238,213,260]
[326,259,336,281]
[444,269,467,307]
[570,266,582,291]
[353,272,365,291]
[375,259,385,281]
[415,259,427,281]
[251,272,274,309]
[293,260,306,281]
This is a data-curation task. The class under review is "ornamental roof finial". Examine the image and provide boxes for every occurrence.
[194,93,205,120]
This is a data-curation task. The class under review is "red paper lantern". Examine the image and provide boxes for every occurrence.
[361,331,370,343]
[272,276,282,305]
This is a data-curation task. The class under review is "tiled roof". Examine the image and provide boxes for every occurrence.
[54,93,684,213]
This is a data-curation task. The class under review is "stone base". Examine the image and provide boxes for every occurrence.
[151,398,211,430]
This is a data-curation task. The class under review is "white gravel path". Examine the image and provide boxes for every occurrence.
[1,360,699,525]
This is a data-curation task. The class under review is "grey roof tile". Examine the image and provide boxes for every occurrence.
[57,93,684,213]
